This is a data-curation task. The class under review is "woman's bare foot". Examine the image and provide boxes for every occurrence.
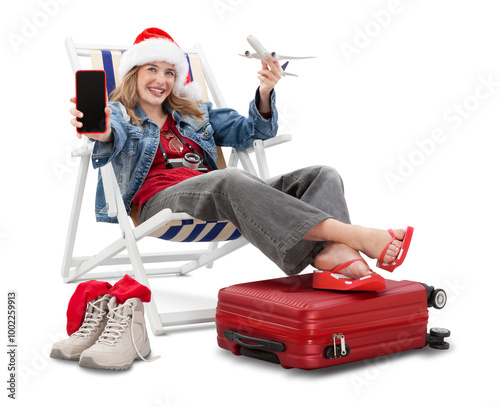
[313,242,372,279]
[304,220,409,267]
[356,228,406,264]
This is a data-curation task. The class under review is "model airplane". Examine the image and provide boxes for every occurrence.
[239,35,315,77]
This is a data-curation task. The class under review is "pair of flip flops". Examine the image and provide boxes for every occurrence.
[312,227,414,292]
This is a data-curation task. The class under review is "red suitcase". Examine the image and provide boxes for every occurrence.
[216,273,449,370]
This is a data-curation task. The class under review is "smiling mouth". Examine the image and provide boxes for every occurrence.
[148,87,165,96]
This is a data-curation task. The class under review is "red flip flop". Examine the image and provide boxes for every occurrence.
[313,259,386,292]
[376,227,414,272]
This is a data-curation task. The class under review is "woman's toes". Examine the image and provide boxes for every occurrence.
[393,229,406,241]
[382,230,405,262]
[343,261,371,279]
[386,245,399,258]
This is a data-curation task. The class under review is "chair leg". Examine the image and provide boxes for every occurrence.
[206,242,219,269]
[122,228,165,335]
[61,154,90,279]
[179,238,248,275]
[63,235,129,283]
[95,162,165,335]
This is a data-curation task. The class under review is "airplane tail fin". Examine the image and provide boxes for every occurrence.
[280,61,298,77]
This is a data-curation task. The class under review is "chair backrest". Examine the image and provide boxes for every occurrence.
[65,38,244,242]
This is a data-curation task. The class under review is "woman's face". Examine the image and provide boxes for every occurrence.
[136,61,176,111]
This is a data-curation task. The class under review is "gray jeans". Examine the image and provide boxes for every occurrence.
[139,165,350,275]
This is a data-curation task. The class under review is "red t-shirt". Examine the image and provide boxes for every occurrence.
[133,116,209,210]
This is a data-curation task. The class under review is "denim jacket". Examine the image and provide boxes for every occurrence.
[91,89,278,223]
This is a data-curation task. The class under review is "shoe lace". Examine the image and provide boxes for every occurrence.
[97,302,157,362]
[72,297,107,339]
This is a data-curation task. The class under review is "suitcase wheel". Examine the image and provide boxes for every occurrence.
[427,327,451,350]
[430,289,447,309]
[420,283,447,309]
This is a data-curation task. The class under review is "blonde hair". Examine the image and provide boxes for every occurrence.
[110,66,204,125]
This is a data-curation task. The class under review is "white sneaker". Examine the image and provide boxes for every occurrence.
[50,294,111,361]
[79,297,151,370]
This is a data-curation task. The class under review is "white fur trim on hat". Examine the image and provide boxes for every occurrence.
[119,38,202,101]
[178,81,203,102]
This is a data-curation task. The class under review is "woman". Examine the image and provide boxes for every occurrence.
[70,28,413,287]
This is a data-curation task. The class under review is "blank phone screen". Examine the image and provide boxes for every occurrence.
[76,70,106,133]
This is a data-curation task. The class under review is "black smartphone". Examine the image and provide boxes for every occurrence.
[75,70,107,134]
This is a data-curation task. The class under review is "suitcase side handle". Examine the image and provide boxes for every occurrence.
[224,330,286,352]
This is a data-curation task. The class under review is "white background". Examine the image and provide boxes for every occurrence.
[1,0,499,406]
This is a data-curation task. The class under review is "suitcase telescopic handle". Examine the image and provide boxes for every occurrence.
[224,330,286,352]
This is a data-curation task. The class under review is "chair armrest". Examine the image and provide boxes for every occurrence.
[251,134,293,179]
[71,139,95,157]
[257,133,292,149]
[246,134,293,154]
[227,133,292,179]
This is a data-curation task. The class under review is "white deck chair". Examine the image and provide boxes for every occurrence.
[61,37,292,335]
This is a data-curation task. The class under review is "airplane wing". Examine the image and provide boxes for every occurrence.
[238,52,259,59]
[276,55,315,60]
[262,54,315,61]
[238,53,314,61]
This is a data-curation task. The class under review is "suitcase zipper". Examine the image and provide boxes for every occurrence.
[328,333,349,359]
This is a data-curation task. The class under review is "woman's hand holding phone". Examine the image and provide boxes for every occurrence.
[69,96,113,142]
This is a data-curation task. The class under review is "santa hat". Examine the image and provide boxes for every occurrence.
[119,27,202,102]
